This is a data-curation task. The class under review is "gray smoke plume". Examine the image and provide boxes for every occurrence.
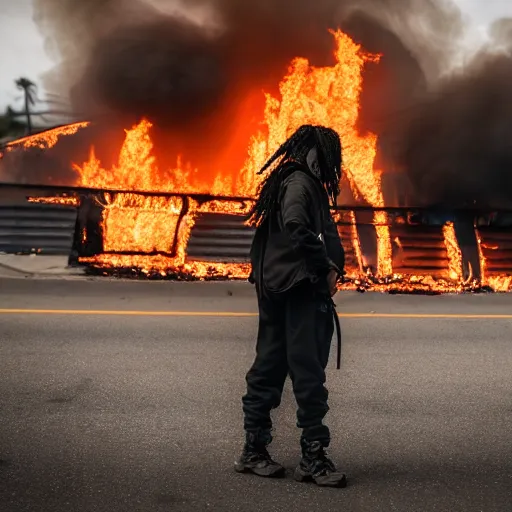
[489,18,512,54]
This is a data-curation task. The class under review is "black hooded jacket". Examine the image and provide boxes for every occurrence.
[249,162,345,294]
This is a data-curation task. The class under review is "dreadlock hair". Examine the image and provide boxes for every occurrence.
[249,124,342,227]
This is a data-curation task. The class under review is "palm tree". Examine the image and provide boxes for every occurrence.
[15,77,37,135]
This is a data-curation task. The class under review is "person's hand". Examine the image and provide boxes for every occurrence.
[327,269,338,297]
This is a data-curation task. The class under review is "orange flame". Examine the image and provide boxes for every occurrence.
[28,196,79,207]
[443,222,462,281]
[476,233,512,292]
[6,122,90,151]
[74,119,160,192]
[477,234,487,284]
[486,276,512,292]
[100,195,183,253]
[349,211,364,275]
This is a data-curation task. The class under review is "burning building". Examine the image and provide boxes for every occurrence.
[1,0,512,292]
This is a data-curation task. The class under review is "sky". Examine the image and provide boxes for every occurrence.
[0,0,511,113]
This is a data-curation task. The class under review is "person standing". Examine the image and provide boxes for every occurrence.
[235,125,347,488]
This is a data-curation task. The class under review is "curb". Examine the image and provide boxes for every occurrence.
[0,268,257,290]
[0,274,259,298]
[0,262,31,275]
[0,262,86,279]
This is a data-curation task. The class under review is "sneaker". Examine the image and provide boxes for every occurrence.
[294,439,347,487]
[234,430,285,478]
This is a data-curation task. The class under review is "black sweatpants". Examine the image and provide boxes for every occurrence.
[242,281,334,445]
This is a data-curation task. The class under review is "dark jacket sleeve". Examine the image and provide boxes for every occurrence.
[280,174,339,277]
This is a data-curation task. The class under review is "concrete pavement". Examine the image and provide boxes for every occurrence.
[0,279,511,512]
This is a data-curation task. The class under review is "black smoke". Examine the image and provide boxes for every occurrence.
[397,47,512,209]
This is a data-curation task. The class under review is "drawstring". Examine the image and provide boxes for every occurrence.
[329,298,342,370]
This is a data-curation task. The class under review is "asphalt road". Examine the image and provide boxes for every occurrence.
[0,278,511,512]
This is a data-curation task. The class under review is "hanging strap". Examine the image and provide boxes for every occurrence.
[329,297,342,370]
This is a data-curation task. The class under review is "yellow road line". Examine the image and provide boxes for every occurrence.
[1,309,512,319]
[0,309,257,317]
[338,313,512,319]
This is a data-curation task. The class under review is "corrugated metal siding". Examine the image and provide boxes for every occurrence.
[391,225,449,278]
[186,214,254,262]
[0,204,77,255]
[186,212,364,273]
[477,228,512,275]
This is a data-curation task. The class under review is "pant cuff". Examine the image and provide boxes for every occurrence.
[301,424,331,446]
